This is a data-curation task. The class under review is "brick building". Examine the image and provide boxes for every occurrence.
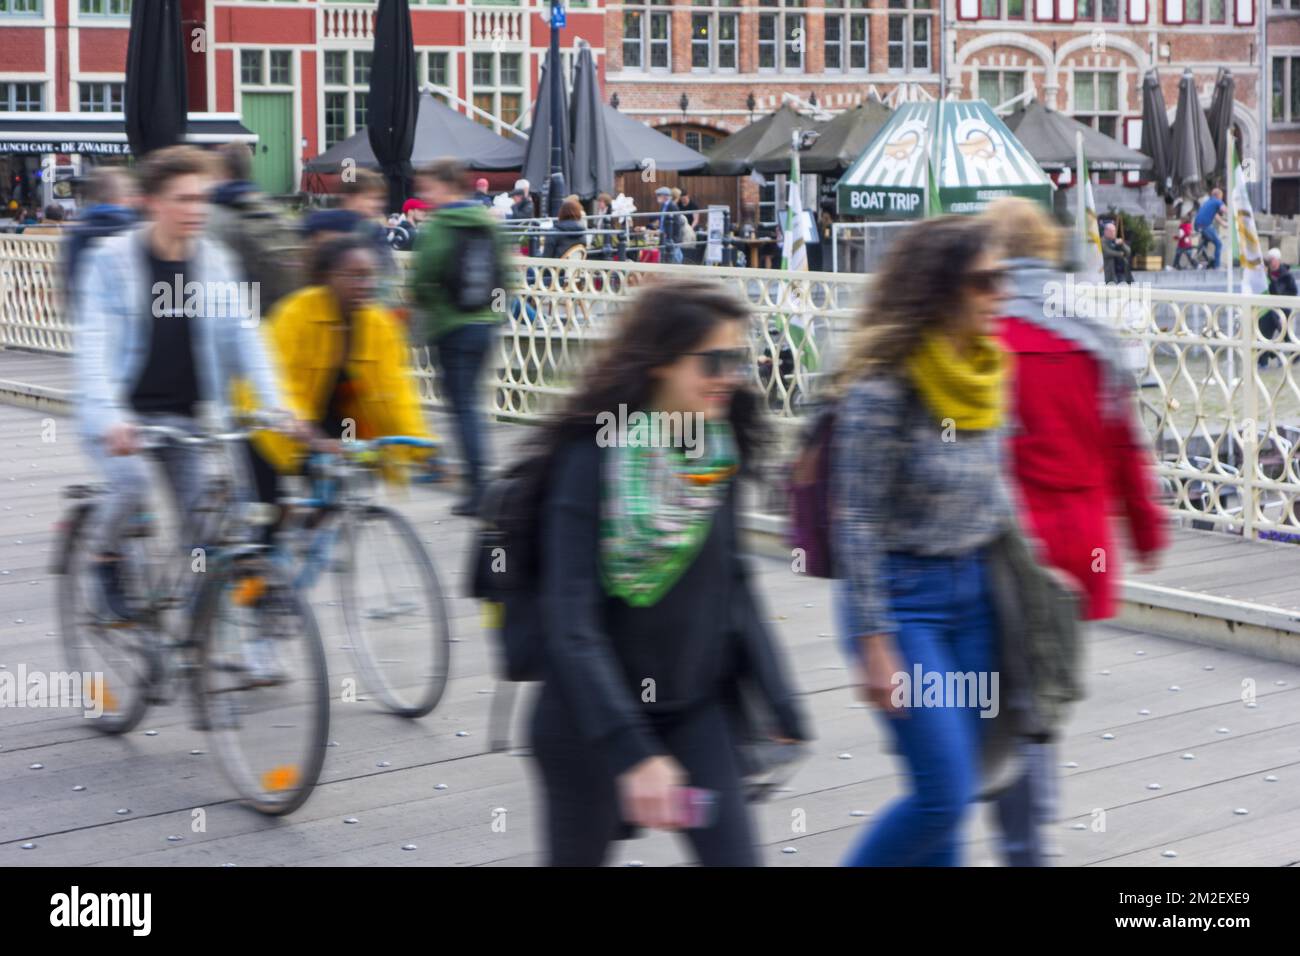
[1,0,1296,214]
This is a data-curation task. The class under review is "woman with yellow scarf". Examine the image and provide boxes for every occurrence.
[831,215,1010,867]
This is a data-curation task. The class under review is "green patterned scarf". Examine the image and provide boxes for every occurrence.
[600,417,739,607]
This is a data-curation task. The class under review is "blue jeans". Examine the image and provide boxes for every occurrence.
[435,321,495,505]
[1200,226,1221,268]
[837,550,998,867]
[993,739,1056,866]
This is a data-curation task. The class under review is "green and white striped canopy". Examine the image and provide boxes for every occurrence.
[837,100,1052,218]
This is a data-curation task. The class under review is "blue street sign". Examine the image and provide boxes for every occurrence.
[551,5,566,27]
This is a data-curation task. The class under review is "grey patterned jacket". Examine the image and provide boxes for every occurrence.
[830,373,1013,647]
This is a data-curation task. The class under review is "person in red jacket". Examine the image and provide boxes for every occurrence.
[984,197,1170,865]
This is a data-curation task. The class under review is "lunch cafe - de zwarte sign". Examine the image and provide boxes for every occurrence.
[0,141,131,156]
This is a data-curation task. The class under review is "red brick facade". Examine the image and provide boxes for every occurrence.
[1,0,1295,209]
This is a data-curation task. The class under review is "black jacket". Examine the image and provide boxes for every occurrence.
[544,219,585,258]
[538,435,808,774]
[1269,263,1298,298]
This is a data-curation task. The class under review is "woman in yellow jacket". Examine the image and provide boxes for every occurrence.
[245,233,434,509]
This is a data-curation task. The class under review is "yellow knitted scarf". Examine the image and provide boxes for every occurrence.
[905,332,1005,431]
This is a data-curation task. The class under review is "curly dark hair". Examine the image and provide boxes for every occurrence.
[835,214,992,388]
[537,276,767,468]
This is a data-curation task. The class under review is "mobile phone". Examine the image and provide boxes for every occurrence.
[676,787,718,829]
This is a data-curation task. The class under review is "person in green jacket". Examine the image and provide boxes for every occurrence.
[411,158,513,516]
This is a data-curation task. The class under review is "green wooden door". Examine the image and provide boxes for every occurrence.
[242,92,294,195]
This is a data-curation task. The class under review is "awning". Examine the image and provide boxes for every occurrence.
[836,100,1052,218]
[751,99,892,176]
[604,106,707,174]
[305,92,525,174]
[0,111,256,156]
[1002,99,1151,172]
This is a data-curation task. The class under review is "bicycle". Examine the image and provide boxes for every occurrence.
[277,435,451,719]
[53,421,330,816]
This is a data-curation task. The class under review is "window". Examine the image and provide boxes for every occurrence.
[623,1,671,72]
[241,49,292,87]
[0,1,42,14]
[241,51,262,86]
[269,50,292,86]
[684,129,720,153]
[324,50,347,87]
[758,0,806,74]
[826,0,868,73]
[978,70,1024,107]
[471,51,524,132]
[887,0,932,74]
[79,82,123,112]
[1182,0,1229,19]
[1274,56,1300,123]
[79,0,130,13]
[690,4,739,73]
[1,82,42,111]
[1074,70,1120,138]
[425,51,450,96]
[1076,0,1122,18]
[322,49,373,148]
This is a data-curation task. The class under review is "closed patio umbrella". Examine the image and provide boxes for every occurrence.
[1169,68,1216,203]
[1205,68,1235,188]
[568,43,614,201]
[522,48,570,212]
[366,0,419,213]
[1140,70,1173,199]
[124,0,188,158]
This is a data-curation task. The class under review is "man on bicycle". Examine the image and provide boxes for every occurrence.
[74,145,300,623]
[1193,187,1226,270]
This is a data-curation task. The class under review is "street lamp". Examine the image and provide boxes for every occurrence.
[547,0,566,217]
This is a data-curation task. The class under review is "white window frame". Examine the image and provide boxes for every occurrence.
[977,69,1026,106]
[1273,55,1300,125]
[77,80,124,113]
[757,3,806,75]
[321,48,369,149]
[825,2,869,74]
[0,80,44,111]
[623,2,672,74]
[78,0,130,15]
[471,50,524,134]
[0,0,43,16]
[886,0,933,75]
[690,9,740,74]
[1072,68,1122,139]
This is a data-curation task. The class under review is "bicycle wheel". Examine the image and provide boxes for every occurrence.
[57,502,152,735]
[339,505,451,718]
[194,553,329,815]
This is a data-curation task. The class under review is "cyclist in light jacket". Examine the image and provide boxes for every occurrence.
[74,145,297,622]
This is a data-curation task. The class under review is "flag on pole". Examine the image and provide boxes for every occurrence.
[781,176,807,273]
[1071,130,1102,277]
[1228,137,1267,295]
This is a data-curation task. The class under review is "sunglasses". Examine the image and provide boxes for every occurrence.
[690,348,751,378]
[965,268,1005,293]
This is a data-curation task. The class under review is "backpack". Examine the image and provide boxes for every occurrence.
[442,224,503,312]
[467,446,556,751]
[209,195,304,314]
[468,448,553,679]
[787,404,837,578]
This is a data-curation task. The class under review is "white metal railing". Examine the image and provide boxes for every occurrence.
[9,233,1300,541]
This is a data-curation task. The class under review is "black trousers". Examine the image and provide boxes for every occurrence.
[529,688,757,867]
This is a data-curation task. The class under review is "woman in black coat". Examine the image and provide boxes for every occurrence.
[528,278,810,866]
